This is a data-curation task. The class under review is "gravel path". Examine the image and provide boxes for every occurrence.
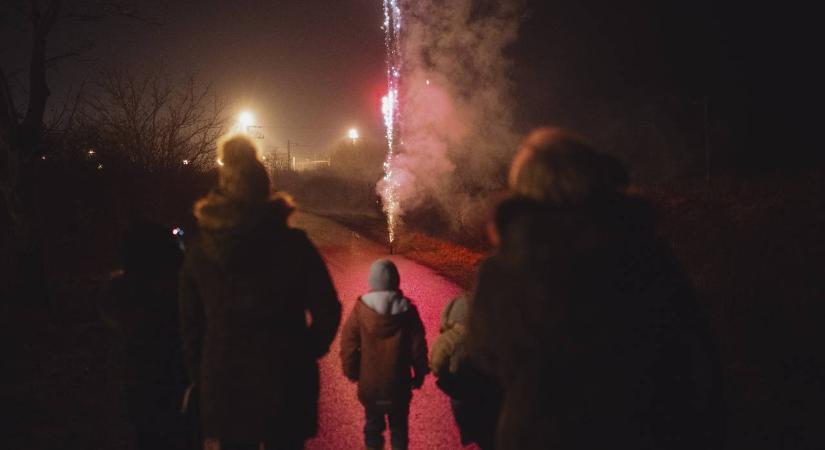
[294,212,466,450]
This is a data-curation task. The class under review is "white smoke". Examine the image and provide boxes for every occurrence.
[379,0,525,232]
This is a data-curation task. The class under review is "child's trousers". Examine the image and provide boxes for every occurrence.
[364,401,410,450]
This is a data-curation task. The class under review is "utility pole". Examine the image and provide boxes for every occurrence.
[270,146,279,177]
[704,96,711,187]
[287,140,292,172]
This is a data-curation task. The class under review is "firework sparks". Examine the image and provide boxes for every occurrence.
[381,0,402,245]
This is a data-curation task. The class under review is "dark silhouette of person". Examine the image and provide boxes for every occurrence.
[179,134,342,450]
[467,128,725,450]
[100,222,188,450]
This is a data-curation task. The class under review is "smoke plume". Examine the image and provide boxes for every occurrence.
[379,0,525,232]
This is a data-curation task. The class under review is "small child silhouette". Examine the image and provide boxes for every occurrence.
[340,259,429,450]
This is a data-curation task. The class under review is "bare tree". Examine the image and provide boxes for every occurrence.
[0,0,156,302]
[0,0,62,303]
[82,69,226,171]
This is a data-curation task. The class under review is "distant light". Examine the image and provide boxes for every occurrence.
[41,156,46,160]
[425,79,430,85]
[87,149,96,156]
[348,128,359,140]
[172,227,184,236]
[96,163,104,170]
[238,111,254,128]
[182,159,190,165]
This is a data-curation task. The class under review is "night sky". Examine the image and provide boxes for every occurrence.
[1,0,819,170]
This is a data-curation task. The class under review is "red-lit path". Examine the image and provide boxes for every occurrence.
[292,212,466,450]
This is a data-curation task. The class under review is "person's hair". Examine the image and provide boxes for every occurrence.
[217,133,270,202]
[508,127,628,205]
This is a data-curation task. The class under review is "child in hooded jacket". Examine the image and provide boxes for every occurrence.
[340,259,429,450]
[431,294,501,449]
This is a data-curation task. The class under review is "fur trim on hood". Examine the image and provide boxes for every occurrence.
[194,190,294,231]
[192,190,295,264]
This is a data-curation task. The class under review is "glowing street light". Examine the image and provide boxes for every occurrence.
[238,111,255,130]
[348,127,359,146]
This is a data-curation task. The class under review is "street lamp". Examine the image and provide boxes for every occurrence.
[348,127,359,146]
[238,111,255,132]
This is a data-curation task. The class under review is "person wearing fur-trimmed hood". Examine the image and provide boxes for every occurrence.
[179,134,341,450]
[340,259,429,450]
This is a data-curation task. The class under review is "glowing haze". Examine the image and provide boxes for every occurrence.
[377,0,525,238]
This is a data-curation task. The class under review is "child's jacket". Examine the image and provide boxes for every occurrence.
[340,292,429,407]
[431,295,469,377]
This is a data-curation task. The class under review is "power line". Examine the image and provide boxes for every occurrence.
[247,125,343,131]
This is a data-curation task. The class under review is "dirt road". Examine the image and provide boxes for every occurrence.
[293,212,466,449]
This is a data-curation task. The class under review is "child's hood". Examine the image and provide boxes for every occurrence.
[357,292,413,338]
[440,295,468,332]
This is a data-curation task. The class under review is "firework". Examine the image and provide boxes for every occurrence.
[381,0,402,245]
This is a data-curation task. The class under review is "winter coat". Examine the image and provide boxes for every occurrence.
[431,295,469,377]
[468,195,724,450]
[100,272,188,429]
[340,293,429,408]
[179,191,341,441]
[432,295,501,449]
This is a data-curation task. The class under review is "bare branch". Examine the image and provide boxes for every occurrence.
[61,0,161,25]
[44,40,96,67]
[82,69,226,171]
[44,79,85,140]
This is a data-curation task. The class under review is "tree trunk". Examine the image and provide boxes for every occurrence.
[1,143,48,305]
[0,0,61,306]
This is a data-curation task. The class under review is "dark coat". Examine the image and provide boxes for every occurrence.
[468,195,724,450]
[340,298,429,408]
[179,192,341,441]
[101,272,188,432]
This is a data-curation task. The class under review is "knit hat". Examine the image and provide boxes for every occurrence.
[368,259,400,291]
[217,133,270,202]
